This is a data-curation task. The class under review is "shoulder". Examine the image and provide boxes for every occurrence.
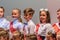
[45,23,52,26]
[18,22,23,25]
[52,23,58,27]
[3,18,9,23]
[18,22,24,27]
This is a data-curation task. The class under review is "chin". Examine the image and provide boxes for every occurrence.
[0,17,2,18]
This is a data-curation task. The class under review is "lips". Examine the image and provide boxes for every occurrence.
[12,16,17,18]
[40,18,45,20]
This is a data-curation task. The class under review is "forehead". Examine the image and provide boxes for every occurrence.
[12,9,19,13]
[0,8,3,11]
[25,12,32,15]
[40,11,46,15]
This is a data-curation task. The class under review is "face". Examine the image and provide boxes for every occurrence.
[12,9,20,19]
[56,35,60,40]
[46,35,54,40]
[40,11,47,23]
[0,8,4,18]
[57,37,60,40]
[57,11,60,22]
[13,36,20,40]
[0,36,8,40]
[24,12,33,21]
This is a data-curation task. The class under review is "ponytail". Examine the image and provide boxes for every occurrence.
[18,17,22,22]
[13,8,22,22]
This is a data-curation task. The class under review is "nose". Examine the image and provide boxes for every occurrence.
[40,16,43,18]
[27,16,29,18]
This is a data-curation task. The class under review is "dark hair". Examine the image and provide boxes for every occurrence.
[12,30,21,40]
[0,28,9,40]
[0,6,5,12]
[23,8,35,16]
[39,10,51,23]
[47,31,57,40]
[57,9,60,12]
[12,8,22,22]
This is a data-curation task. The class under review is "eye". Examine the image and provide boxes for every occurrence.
[25,14,27,16]
[0,11,3,13]
[43,14,45,16]
[29,13,32,15]
[12,13,16,15]
[40,14,45,16]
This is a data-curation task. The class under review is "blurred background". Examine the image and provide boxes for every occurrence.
[0,0,60,24]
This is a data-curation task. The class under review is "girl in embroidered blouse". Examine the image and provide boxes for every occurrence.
[38,8,54,40]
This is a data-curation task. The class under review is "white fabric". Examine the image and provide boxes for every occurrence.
[38,23,54,36]
[24,20,36,34]
[56,23,60,29]
[11,19,23,33]
[0,18,9,30]
[9,19,23,39]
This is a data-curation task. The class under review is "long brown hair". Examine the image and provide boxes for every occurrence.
[39,9,51,23]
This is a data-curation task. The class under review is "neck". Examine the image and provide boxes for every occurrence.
[27,20,29,22]
[42,21,46,24]
[27,20,31,22]
[0,17,3,18]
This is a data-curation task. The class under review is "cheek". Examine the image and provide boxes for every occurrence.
[26,16,30,19]
[17,14,20,17]
[57,15,60,19]
[0,13,4,15]
[24,17,27,20]
[12,15,16,17]
[44,16,47,19]
[29,16,32,19]
[2,13,4,16]
[40,16,47,20]
[12,15,19,18]
[0,37,5,40]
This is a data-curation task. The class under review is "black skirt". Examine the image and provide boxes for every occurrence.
[40,36,45,40]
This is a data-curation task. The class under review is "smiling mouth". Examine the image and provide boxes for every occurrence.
[40,18,45,20]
